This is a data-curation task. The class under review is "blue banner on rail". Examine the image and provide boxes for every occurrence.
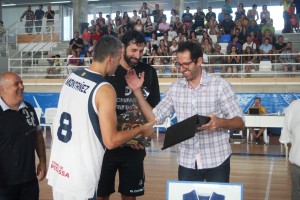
[24,92,299,134]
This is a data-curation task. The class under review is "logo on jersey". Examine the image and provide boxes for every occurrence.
[125,86,132,96]
[50,161,70,178]
[22,109,37,126]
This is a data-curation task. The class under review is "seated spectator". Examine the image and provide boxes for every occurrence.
[157,40,169,64]
[122,12,131,30]
[88,40,97,56]
[104,24,117,38]
[181,24,190,39]
[192,7,205,32]
[207,15,218,35]
[83,51,93,66]
[118,26,126,41]
[273,35,287,61]
[223,0,233,16]
[201,31,213,46]
[92,25,103,42]
[131,10,141,25]
[168,25,177,42]
[227,45,241,76]
[249,31,260,49]
[189,31,198,43]
[149,49,162,69]
[158,17,170,36]
[47,55,55,66]
[247,4,259,22]
[67,50,80,71]
[67,31,84,55]
[114,11,122,23]
[143,41,152,62]
[114,18,123,33]
[134,19,144,32]
[149,32,159,47]
[181,6,193,29]
[246,19,259,36]
[261,29,276,46]
[235,19,246,37]
[169,50,178,74]
[144,16,155,37]
[219,13,236,35]
[53,54,63,67]
[81,27,92,45]
[243,34,257,52]
[201,38,213,54]
[231,27,245,45]
[243,46,257,75]
[173,16,183,33]
[240,14,248,27]
[227,35,243,54]
[175,32,187,43]
[162,32,171,48]
[169,39,178,55]
[261,20,275,36]
[259,38,273,61]
[279,42,297,76]
[209,44,225,73]
[105,14,114,26]
[260,5,271,25]
[248,97,267,144]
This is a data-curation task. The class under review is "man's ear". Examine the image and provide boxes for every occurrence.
[197,57,203,66]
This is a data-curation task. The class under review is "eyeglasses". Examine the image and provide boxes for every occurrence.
[174,60,196,69]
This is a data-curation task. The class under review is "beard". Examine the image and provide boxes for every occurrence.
[124,52,140,68]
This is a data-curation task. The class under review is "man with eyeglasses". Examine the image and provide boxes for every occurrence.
[125,41,245,183]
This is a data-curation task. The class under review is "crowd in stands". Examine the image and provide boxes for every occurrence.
[65,0,300,76]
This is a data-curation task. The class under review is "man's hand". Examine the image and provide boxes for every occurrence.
[36,162,47,181]
[141,120,156,138]
[199,114,223,131]
[125,69,144,92]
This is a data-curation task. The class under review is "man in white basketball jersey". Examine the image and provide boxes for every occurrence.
[47,36,155,200]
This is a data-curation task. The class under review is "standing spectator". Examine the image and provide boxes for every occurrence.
[295,0,300,27]
[20,5,35,33]
[170,9,180,26]
[139,2,151,15]
[279,99,300,200]
[247,4,259,22]
[218,7,226,23]
[88,19,96,34]
[205,6,216,23]
[96,12,106,28]
[279,42,297,76]
[182,7,193,29]
[140,10,148,24]
[44,5,55,33]
[97,30,160,200]
[114,11,122,23]
[260,5,271,25]
[192,7,205,32]
[290,13,299,33]
[151,4,160,25]
[67,31,84,55]
[282,0,292,33]
[235,3,245,22]
[125,41,245,184]
[47,36,155,200]
[34,5,44,33]
[223,0,233,16]
[0,20,6,42]
[0,72,46,200]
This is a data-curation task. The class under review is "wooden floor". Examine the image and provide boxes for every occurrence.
[39,133,291,200]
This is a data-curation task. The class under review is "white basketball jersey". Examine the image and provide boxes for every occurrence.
[47,69,108,199]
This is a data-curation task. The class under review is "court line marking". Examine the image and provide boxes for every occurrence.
[265,158,274,200]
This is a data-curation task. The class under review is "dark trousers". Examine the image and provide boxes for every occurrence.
[35,20,42,33]
[178,156,231,183]
[283,11,291,33]
[0,179,39,200]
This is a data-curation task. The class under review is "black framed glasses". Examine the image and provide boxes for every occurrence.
[174,60,196,69]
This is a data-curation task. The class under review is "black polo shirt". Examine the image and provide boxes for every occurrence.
[0,99,39,185]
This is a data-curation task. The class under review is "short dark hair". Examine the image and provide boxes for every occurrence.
[121,30,146,49]
[254,97,261,102]
[177,41,203,61]
[93,35,122,62]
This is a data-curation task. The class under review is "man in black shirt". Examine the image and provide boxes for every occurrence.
[97,30,160,200]
[45,4,55,33]
[67,31,84,55]
[0,72,46,199]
